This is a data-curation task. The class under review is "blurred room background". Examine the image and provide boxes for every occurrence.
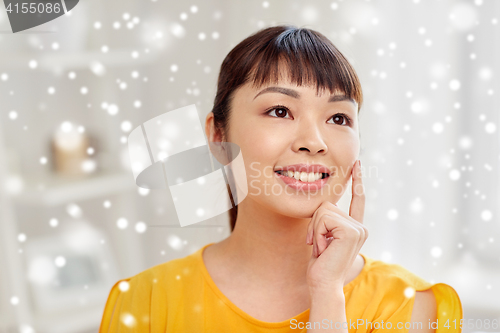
[0,0,499,332]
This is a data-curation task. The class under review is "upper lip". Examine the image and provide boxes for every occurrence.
[274,164,332,175]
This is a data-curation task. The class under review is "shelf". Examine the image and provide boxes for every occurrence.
[13,171,136,206]
[0,48,160,71]
[33,306,102,333]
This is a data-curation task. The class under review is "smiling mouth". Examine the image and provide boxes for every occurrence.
[274,170,330,182]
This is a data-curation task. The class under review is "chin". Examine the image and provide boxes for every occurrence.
[266,198,321,219]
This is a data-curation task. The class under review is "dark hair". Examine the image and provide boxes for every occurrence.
[210,25,364,232]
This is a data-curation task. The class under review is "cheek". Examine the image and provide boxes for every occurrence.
[232,119,285,168]
[328,134,360,177]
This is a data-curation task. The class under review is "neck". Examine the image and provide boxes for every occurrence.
[218,198,313,288]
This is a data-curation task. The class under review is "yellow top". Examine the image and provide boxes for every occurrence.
[99,242,463,333]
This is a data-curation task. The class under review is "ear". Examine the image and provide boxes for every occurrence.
[205,111,224,144]
[205,111,231,165]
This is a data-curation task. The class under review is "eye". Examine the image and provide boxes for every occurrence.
[328,113,352,126]
[266,105,292,119]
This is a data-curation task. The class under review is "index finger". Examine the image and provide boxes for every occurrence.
[349,159,365,224]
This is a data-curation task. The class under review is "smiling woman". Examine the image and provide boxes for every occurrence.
[99,25,462,333]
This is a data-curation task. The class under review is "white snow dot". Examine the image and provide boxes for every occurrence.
[121,313,136,327]
[94,21,101,29]
[449,79,460,91]
[430,246,442,258]
[103,200,111,208]
[479,67,493,80]
[410,198,423,213]
[170,64,178,72]
[262,1,269,8]
[48,87,56,95]
[51,42,59,50]
[449,169,461,181]
[54,256,66,267]
[167,234,184,250]
[404,287,416,298]
[485,122,496,134]
[198,32,206,40]
[118,281,130,292]
[135,222,147,233]
[138,188,150,196]
[60,121,73,132]
[133,100,142,108]
[8,111,18,120]
[39,156,47,165]
[459,136,473,149]
[29,60,38,69]
[387,209,398,220]
[66,203,82,218]
[432,122,444,133]
[410,100,429,114]
[81,159,96,173]
[381,251,392,262]
[180,12,187,20]
[212,31,219,39]
[10,296,19,305]
[170,23,186,38]
[18,233,27,242]
[481,210,492,221]
[107,104,119,116]
[190,5,198,13]
[49,218,59,227]
[80,87,88,95]
[196,208,205,217]
[19,325,34,333]
[113,21,121,29]
[1,73,9,81]
[121,120,132,132]
[117,218,128,229]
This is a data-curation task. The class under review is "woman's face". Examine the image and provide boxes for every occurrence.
[224,76,360,219]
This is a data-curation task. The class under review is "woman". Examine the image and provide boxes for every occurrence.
[100,25,462,332]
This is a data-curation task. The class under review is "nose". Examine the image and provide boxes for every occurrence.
[292,121,328,154]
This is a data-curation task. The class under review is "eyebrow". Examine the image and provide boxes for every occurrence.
[253,86,356,105]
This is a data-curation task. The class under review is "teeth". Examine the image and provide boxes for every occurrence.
[278,170,325,182]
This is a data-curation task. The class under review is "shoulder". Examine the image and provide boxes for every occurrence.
[357,256,462,330]
[353,256,435,318]
[361,255,434,292]
[104,249,202,305]
[100,250,202,332]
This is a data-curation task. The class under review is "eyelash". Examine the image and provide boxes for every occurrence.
[265,104,352,127]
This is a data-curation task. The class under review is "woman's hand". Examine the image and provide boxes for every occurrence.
[305,159,368,293]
